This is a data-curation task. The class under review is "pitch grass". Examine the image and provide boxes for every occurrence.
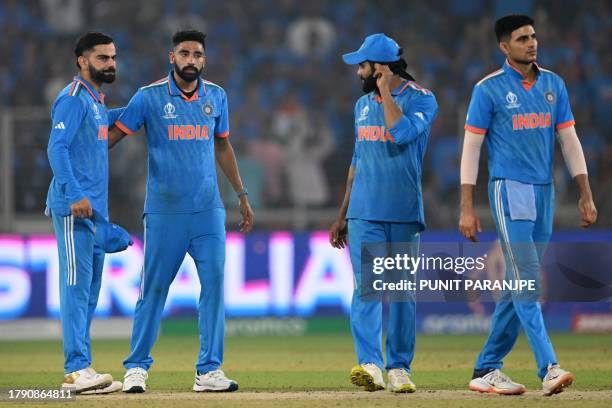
[0,332,610,407]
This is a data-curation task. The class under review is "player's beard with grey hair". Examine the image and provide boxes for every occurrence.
[174,64,202,82]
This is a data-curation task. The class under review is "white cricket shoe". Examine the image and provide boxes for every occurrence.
[193,369,239,392]
[469,369,526,395]
[61,367,113,394]
[387,368,416,393]
[122,367,148,393]
[350,363,385,391]
[81,381,123,395]
[542,364,574,396]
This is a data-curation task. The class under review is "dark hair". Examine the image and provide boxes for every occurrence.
[495,15,534,42]
[172,29,206,49]
[371,48,415,81]
[74,31,113,69]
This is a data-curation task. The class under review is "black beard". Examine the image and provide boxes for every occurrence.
[89,65,116,84]
[361,74,378,94]
[175,65,201,82]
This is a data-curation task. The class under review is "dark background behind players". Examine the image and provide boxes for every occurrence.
[1,0,609,232]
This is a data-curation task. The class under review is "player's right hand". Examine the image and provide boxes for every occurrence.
[459,207,481,242]
[329,218,348,249]
[70,197,93,218]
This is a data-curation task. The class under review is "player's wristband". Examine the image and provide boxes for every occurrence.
[237,188,249,198]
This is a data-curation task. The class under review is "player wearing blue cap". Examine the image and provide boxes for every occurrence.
[459,15,598,396]
[46,31,123,394]
[330,33,438,393]
[108,30,253,393]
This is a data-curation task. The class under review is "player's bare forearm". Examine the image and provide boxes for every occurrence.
[337,165,356,220]
[460,184,475,210]
[574,174,592,200]
[108,126,127,149]
[574,174,598,227]
[214,137,244,192]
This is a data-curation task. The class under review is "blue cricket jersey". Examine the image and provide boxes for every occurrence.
[347,81,438,229]
[115,72,229,214]
[465,60,575,184]
[46,76,110,218]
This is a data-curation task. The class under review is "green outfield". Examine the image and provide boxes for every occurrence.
[0,320,610,407]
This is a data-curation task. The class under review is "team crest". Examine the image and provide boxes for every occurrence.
[544,91,556,104]
[505,91,521,109]
[92,103,101,120]
[202,103,214,116]
[163,102,177,119]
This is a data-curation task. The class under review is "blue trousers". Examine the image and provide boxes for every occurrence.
[51,211,105,374]
[348,219,419,372]
[475,179,557,379]
[124,208,226,373]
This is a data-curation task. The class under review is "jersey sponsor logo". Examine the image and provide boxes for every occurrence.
[545,91,556,104]
[358,105,369,122]
[357,125,396,142]
[54,122,66,130]
[167,124,209,140]
[163,102,177,119]
[202,103,214,116]
[512,112,552,130]
[97,125,108,140]
[92,103,102,120]
[505,91,521,109]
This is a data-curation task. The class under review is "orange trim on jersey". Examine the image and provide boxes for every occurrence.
[394,81,411,95]
[374,95,382,103]
[477,69,504,84]
[68,81,77,95]
[114,120,135,135]
[182,91,199,102]
[555,120,575,130]
[215,131,229,139]
[464,124,487,135]
[149,77,167,86]
[74,79,100,103]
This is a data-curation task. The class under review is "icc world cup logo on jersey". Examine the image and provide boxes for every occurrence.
[163,102,177,119]
[505,91,521,109]
[92,103,101,120]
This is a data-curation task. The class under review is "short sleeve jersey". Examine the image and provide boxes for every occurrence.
[115,72,229,214]
[465,60,575,184]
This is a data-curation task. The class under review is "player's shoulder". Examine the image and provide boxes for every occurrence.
[537,65,564,84]
[202,79,226,97]
[474,68,507,88]
[139,76,170,94]
[53,80,87,107]
[405,81,435,97]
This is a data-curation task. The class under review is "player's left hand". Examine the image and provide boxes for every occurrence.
[239,196,254,233]
[578,196,597,228]
[373,63,393,92]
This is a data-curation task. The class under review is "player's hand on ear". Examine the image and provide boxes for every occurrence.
[578,196,597,228]
[373,63,393,92]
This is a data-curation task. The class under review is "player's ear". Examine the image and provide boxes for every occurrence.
[77,55,88,71]
[169,51,175,64]
[498,41,510,56]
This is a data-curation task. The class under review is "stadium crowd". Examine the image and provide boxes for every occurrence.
[2,0,610,230]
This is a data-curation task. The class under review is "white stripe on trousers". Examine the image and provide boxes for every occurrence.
[494,180,521,285]
[64,215,76,286]
[139,216,146,300]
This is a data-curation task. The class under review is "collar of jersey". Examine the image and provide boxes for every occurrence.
[503,59,541,81]
[370,80,411,103]
[166,71,206,102]
[74,76,104,104]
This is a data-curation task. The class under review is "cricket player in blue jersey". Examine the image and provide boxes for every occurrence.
[459,15,598,396]
[330,33,438,393]
[46,31,123,394]
[108,30,253,393]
